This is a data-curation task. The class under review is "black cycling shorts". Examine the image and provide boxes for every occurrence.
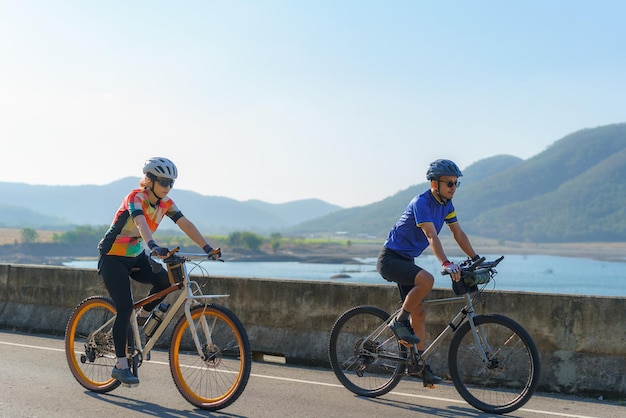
[377,247,423,286]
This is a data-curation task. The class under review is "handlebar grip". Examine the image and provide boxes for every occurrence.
[470,256,486,269]
[150,247,181,264]
[440,255,504,275]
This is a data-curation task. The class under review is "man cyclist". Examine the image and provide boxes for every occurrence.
[376,159,480,385]
[97,157,220,385]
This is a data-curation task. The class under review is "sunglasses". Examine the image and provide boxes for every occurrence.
[440,180,460,188]
[155,178,174,188]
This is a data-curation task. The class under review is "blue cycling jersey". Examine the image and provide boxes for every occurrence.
[383,189,458,258]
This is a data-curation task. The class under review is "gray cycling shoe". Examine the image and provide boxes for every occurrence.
[421,364,443,387]
[389,317,421,344]
[111,367,139,385]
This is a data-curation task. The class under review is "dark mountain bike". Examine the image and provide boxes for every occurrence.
[328,256,541,415]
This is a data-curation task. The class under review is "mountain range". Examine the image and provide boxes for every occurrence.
[0,178,342,234]
[290,122,626,243]
[2,122,626,243]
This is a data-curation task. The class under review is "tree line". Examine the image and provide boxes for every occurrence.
[16,226,353,253]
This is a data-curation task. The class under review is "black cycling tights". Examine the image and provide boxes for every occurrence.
[99,253,170,358]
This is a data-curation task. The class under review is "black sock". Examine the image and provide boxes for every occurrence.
[397,309,411,321]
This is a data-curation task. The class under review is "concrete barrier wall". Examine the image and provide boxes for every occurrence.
[1,263,624,398]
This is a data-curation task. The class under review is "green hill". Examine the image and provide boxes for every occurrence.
[3,123,625,243]
[291,123,626,243]
[0,178,343,234]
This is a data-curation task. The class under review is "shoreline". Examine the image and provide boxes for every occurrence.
[457,241,626,263]
[265,240,626,264]
[299,240,626,264]
[1,240,624,266]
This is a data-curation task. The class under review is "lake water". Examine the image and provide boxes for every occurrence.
[64,253,626,297]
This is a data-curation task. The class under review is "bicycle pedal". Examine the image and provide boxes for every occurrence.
[423,383,437,389]
[398,340,414,348]
[123,382,140,389]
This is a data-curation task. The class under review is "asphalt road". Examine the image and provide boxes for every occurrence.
[1,330,623,418]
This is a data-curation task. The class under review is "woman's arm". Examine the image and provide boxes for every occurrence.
[133,214,156,243]
[176,216,211,249]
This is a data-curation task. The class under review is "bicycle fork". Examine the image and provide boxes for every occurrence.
[446,293,497,367]
[467,316,500,368]
[183,300,219,362]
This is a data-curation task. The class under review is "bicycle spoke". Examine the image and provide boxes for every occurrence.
[329,306,406,397]
[449,314,540,414]
[170,304,251,411]
[65,296,120,393]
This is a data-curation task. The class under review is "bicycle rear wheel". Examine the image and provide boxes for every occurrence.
[328,305,406,397]
[65,296,121,392]
[448,314,541,414]
[169,304,252,411]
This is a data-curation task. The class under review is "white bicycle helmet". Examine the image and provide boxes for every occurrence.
[143,157,178,179]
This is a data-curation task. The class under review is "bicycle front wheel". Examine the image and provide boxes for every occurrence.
[448,314,541,414]
[169,304,252,411]
[65,296,121,392]
[328,305,406,397]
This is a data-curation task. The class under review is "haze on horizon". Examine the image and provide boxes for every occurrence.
[2,1,625,207]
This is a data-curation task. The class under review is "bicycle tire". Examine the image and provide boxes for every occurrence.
[448,314,541,414]
[65,296,121,392]
[328,305,406,397]
[169,304,252,411]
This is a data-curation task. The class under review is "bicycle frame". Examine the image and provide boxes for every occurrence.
[422,292,495,364]
[89,253,229,362]
[138,254,232,360]
[329,255,540,414]
[357,292,484,367]
[66,247,253,411]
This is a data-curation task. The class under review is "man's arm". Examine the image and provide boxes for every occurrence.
[448,222,478,259]
[422,222,462,281]
[421,222,450,265]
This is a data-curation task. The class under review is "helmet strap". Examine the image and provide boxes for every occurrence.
[150,184,164,202]
[433,179,449,205]
[145,174,163,204]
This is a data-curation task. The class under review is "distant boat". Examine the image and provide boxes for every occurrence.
[330,273,351,279]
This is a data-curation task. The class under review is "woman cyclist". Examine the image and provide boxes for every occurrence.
[377,159,480,385]
[97,157,219,385]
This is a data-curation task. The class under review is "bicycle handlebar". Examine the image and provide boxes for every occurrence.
[441,255,504,293]
[440,255,504,276]
[151,246,224,263]
[479,255,504,269]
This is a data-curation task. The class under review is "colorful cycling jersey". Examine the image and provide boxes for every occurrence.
[98,188,183,257]
[383,190,458,258]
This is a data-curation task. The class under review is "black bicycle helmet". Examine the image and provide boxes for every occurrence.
[426,159,463,180]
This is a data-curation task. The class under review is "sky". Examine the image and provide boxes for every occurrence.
[1,1,625,208]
